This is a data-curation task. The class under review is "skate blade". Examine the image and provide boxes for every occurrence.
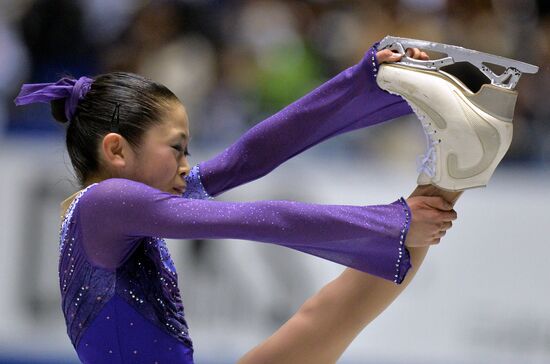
[378,35,539,90]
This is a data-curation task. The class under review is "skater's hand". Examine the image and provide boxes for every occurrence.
[376,47,429,64]
[404,196,457,248]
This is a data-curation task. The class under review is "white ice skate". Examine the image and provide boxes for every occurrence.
[376,36,538,191]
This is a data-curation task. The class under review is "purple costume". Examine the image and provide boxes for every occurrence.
[55,45,414,363]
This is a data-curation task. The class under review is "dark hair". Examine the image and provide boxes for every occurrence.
[51,72,179,186]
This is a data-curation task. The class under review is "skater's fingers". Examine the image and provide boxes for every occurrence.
[405,48,430,60]
[429,237,441,245]
[440,210,458,222]
[439,221,453,231]
[422,196,453,211]
[376,49,403,64]
[377,47,427,63]
[405,47,421,59]
[436,229,447,238]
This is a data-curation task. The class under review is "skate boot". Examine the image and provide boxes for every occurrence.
[376,36,538,191]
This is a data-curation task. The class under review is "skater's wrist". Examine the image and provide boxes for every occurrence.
[359,43,381,86]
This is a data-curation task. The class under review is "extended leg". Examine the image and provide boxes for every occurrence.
[237,185,461,364]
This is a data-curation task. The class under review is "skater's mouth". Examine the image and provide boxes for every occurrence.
[173,185,185,194]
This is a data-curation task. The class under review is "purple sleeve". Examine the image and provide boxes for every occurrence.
[199,44,412,196]
[79,178,412,284]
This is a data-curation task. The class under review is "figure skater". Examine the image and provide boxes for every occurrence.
[14,43,460,364]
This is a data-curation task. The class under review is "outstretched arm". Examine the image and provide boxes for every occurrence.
[197,44,413,197]
[80,178,413,283]
[238,185,461,364]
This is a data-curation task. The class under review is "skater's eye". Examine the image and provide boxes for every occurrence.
[172,145,191,156]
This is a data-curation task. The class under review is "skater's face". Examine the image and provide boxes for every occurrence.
[100,101,191,195]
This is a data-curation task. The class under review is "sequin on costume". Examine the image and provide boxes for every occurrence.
[182,165,213,200]
[395,197,412,283]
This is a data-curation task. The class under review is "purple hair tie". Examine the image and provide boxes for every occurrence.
[14,76,94,121]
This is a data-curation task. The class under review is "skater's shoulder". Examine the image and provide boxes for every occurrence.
[59,178,141,218]
[77,178,152,204]
[73,178,167,215]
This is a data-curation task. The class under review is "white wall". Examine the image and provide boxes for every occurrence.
[0,138,548,363]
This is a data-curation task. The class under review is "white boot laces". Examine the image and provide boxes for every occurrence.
[413,107,440,178]
[416,129,437,177]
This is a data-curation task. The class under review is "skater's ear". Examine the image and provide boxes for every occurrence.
[100,133,136,172]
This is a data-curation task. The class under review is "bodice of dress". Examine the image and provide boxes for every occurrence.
[58,167,212,360]
[59,188,194,352]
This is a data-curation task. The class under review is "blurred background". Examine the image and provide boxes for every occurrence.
[0,0,549,363]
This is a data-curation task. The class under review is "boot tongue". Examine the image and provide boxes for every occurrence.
[417,172,432,186]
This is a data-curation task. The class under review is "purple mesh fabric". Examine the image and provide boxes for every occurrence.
[115,236,192,346]
[182,165,212,200]
[59,185,116,348]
